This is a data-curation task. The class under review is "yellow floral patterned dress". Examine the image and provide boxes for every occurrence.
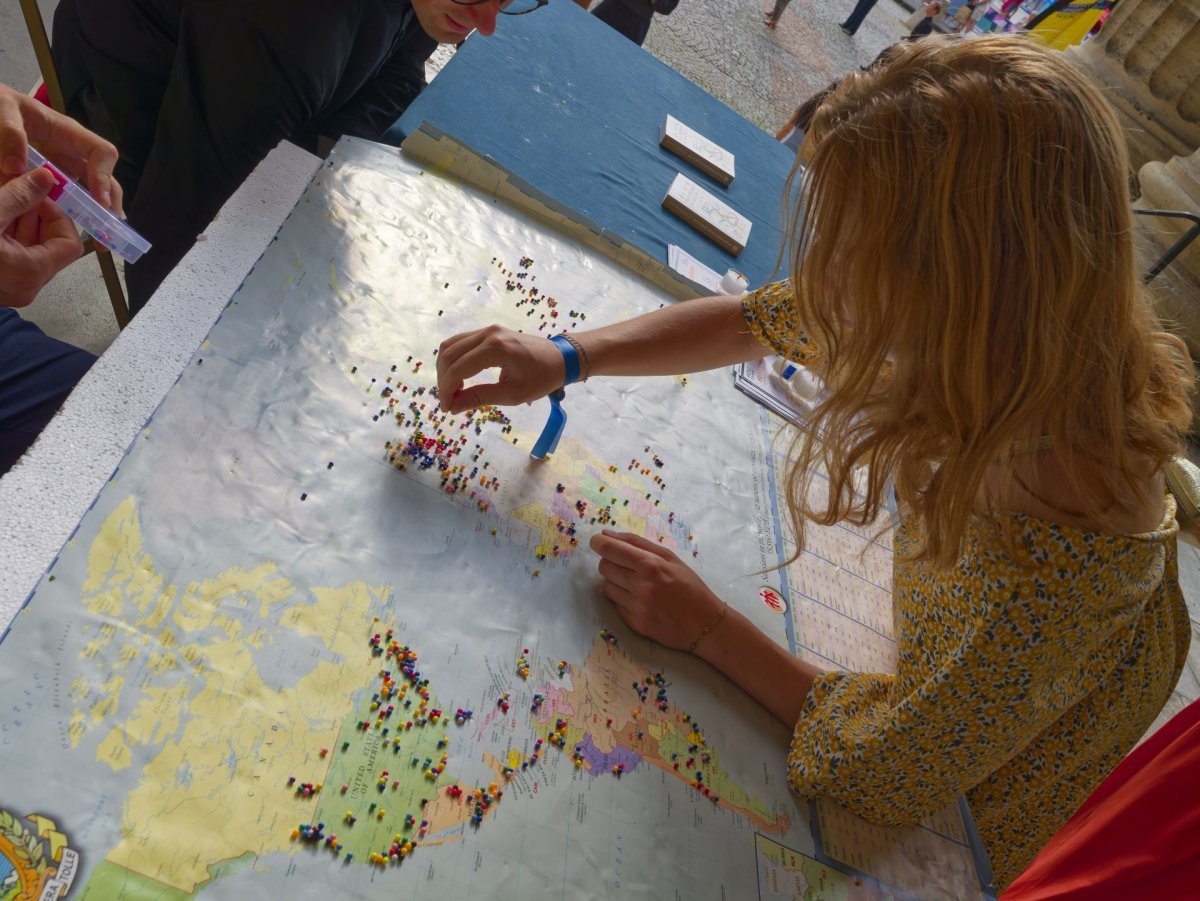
[742,280,1192,888]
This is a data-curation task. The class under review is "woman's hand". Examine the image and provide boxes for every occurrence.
[590,529,725,652]
[436,324,567,414]
[592,528,824,727]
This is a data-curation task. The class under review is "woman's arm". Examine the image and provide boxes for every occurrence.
[695,606,820,727]
[590,530,820,728]
[436,294,769,413]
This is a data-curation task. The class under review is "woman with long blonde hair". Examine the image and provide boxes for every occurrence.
[435,36,1193,888]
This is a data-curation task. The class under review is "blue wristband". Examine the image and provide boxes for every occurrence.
[529,388,567,460]
[549,334,581,386]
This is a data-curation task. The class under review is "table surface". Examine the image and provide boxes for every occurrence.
[0,37,990,899]
[0,134,991,900]
[393,0,798,293]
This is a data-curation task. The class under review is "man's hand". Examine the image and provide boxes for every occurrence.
[0,84,123,215]
[0,168,84,307]
[590,530,726,652]
[436,324,567,414]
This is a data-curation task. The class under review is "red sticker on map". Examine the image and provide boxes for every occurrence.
[759,587,786,613]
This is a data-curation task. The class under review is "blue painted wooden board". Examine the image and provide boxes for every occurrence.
[392,0,798,289]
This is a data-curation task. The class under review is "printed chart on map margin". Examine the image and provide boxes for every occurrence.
[814,801,986,901]
[760,416,897,675]
[756,418,990,899]
[755,833,902,901]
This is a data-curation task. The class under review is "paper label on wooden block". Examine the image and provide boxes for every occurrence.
[667,244,724,293]
[661,116,736,182]
[663,173,751,254]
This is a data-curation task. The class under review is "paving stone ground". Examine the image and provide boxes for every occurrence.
[641,0,911,132]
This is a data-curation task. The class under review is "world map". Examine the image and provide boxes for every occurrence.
[0,139,988,899]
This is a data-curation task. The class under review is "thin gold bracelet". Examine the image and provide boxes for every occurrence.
[687,601,729,653]
[559,333,591,381]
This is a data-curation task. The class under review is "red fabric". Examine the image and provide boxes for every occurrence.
[33,83,51,107]
[1002,697,1200,900]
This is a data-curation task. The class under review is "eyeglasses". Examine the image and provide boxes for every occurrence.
[450,0,548,14]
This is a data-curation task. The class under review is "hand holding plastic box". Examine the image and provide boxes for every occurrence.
[23,146,150,264]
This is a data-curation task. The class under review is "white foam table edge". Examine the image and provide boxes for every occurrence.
[0,140,322,630]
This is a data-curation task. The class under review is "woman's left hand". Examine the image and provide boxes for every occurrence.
[590,529,724,652]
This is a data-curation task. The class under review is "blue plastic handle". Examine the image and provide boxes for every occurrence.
[529,389,567,460]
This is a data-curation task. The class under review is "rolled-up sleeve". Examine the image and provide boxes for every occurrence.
[741,280,824,367]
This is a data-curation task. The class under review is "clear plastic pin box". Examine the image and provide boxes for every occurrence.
[25,146,151,264]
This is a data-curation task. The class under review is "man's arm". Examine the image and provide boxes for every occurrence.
[122,1,358,308]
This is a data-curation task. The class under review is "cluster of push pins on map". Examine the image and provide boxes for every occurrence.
[287,619,504,868]
[501,255,588,333]
[289,623,725,871]
[341,254,699,570]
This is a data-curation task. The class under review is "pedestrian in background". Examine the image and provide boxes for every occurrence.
[954,0,984,31]
[839,0,881,35]
[909,0,943,37]
[764,0,791,29]
[776,81,840,156]
[592,0,680,46]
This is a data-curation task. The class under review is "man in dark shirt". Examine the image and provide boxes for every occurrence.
[52,0,521,313]
[592,0,680,46]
